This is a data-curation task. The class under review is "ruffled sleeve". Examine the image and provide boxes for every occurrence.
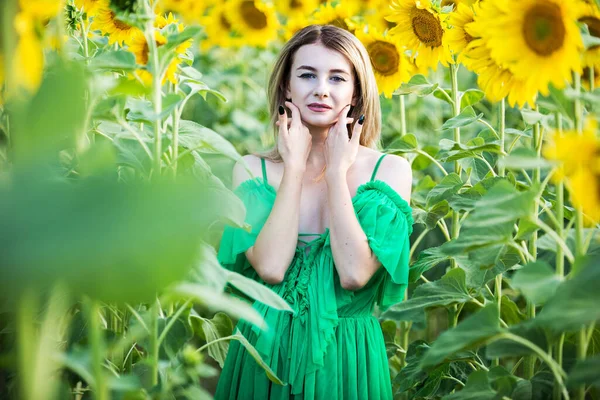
[217,178,276,280]
[353,181,414,311]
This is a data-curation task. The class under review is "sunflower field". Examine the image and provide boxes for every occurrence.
[1,0,600,399]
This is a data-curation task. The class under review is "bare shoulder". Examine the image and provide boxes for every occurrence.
[374,152,412,203]
[232,154,263,190]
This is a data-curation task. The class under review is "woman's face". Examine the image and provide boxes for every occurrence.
[286,42,356,128]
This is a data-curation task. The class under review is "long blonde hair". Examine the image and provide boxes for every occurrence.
[256,24,382,169]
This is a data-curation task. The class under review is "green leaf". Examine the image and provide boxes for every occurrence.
[0,177,232,303]
[185,81,227,102]
[89,50,136,71]
[460,89,485,109]
[442,370,497,400]
[225,270,294,313]
[567,356,600,387]
[440,106,483,130]
[462,180,536,229]
[500,296,526,325]
[191,312,233,367]
[126,94,183,123]
[437,138,503,163]
[511,261,563,305]
[433,88,453,105]
[388,133,418,152]
[230,332,285,385]
[178,120,242,162]
[498,147,554,170]
[520,109,545,125]
[505,128,533,138]
[394,74,439,96]
[420,304,502,368]
[486,323,549,358]
[408,246,451,282]
[532,255,600,333]
[170,283,266,330]
[425,173,463,209]
[382,268,473,322]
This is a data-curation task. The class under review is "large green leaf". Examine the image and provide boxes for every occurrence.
[225,270,293,313]
[462,180,536,229]
[511,261,563,305]
[191,312,233,368]
[0,176,235,303]
[394,74,439,96]
[567,356,600,388]
[89,49,137,72]
[440,106,483,130]
[388,133,418,153]
[178,120,242,162]
[442,370,497,400]
[498,147,554,170]
[382,268,473,322]
[460,89,485,109]
[425,173,463,209]
[408,245,451,282]
[532,255,600,333]
[420,304,502,368]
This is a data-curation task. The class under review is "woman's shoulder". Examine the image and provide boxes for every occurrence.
[359,148,412,203]
[232,154,263,191]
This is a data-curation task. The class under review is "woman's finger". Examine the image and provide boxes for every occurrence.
[351,114,364,145]
[278,104,288,136]
[285,101,302,130]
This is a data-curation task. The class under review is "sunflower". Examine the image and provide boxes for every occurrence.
[363,0,397,33]
[386,0,452,71]
[474,0,583,100]
[74,0,105,17]
[158,0,210,23]
[582,64,600,91]
[356,27,413,98]
[310,2,355,33]
[462,9,536,107]
[91,1,142,45]
[275,0,320,17]
[446,1,475,62]
[578,3,600,68]
[225,0,279,48]
[129,14,191,85]
[199,2,241,50]
[13,13,45,93]
[19,0,62,21]
[543,119,600,225]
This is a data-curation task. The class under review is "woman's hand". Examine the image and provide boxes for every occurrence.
[276,101,312,172]
[324,105,364,176]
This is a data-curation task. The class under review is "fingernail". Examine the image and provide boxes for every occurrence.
[279,105,285,115]
[358,115,365,125]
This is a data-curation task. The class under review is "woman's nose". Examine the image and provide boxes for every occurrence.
[313,79,329,97]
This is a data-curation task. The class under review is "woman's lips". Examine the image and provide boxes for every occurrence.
[307,105,331,112]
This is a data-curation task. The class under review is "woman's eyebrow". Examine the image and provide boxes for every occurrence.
[297,65,350,75]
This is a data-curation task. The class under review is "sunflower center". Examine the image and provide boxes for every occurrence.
[367,41,399,76]
[328,18,349,31]
[220,13,232,30]
[411,8,443,47]
[580,16,600,50]
[110,11,132,31]
[290,0,302,9]
[522,2,565,56]
[141,41,149,64]
[240,1,268,29]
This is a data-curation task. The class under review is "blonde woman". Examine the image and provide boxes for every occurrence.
[215,24,413,399]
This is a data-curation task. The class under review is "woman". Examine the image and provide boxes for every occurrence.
[215,24,413,399]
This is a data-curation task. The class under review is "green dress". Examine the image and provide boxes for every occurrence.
[215,154,414,400]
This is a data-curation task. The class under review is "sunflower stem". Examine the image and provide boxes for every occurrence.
[144,0,162,178]
[572,70,588,400]
[447,63,462,329]
[399,95,407,136]
[589,67,595,91]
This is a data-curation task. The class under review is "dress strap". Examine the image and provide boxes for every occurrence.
[370,154,387,182]
[260,158,268,184]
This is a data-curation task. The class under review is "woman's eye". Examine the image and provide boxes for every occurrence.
[299,73,345,82]
[332,76,346,82]
[299,73,315,79]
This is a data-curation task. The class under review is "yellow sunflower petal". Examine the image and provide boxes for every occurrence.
[356,26,413,98]
[225,0,280,48]
[386,0,453,71]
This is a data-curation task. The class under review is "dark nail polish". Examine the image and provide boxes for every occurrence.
[279,105,285,115]
[358,115,365,125]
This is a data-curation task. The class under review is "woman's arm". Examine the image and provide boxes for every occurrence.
[326,155,412,291]
[233,102,312,285]
[232,155,305,284]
